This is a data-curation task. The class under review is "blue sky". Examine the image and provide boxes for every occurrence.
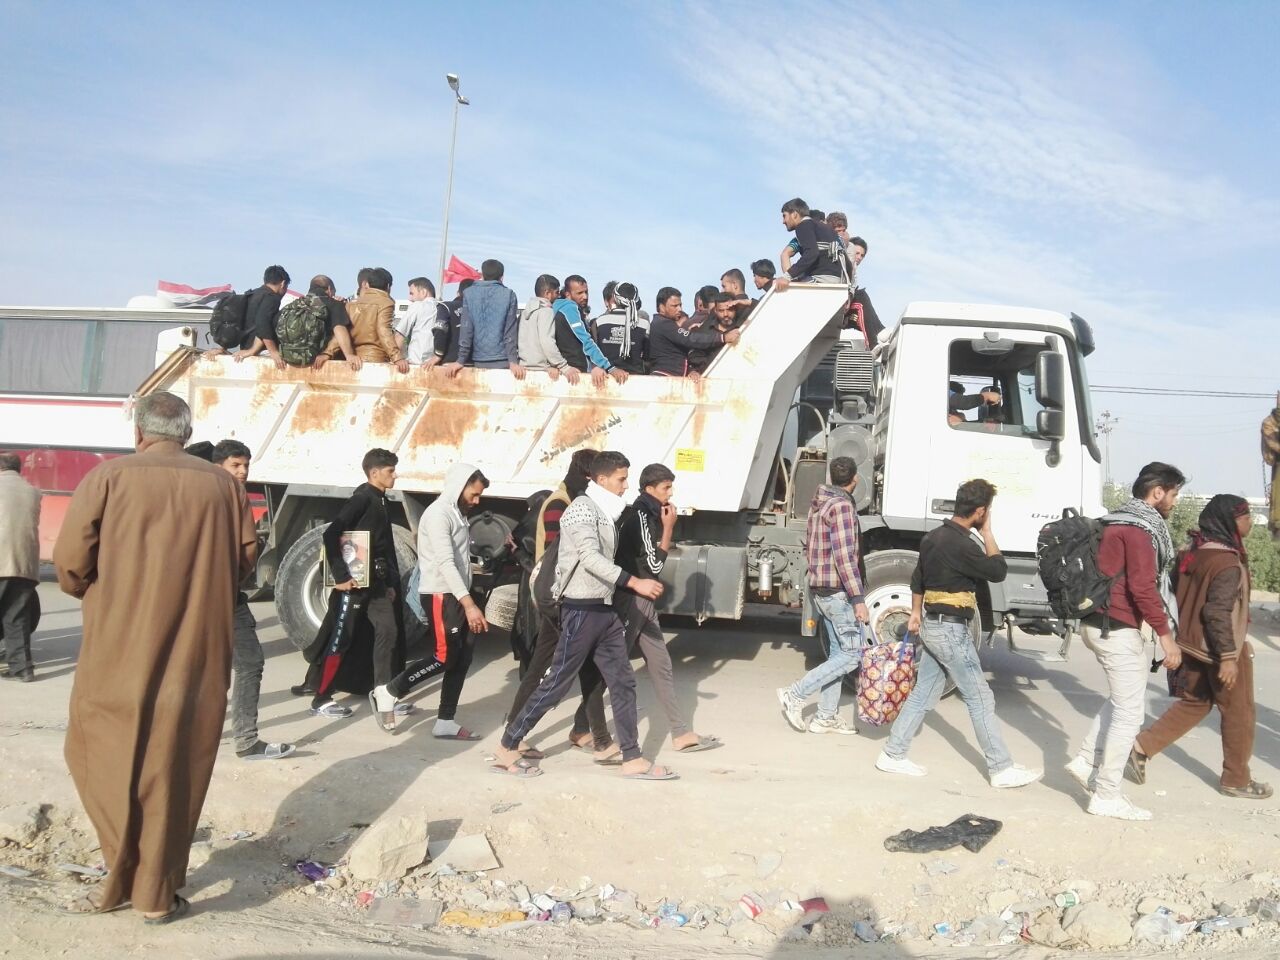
[2,0,1276,495]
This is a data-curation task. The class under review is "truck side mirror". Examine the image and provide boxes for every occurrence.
[1035,350,1066,409]
[1036,408,1067,441]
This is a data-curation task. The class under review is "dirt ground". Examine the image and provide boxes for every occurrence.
[3,584,1280,959]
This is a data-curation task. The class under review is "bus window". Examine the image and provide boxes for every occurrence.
[96,321,167,395]
[0,318,95,394]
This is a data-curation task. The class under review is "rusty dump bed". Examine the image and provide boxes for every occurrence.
[147,284,850,514]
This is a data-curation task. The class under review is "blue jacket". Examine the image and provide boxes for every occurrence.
[552,298,612,371]
[458,280,518,365]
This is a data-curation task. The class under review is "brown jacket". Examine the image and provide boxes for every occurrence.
[1263,407,1280,537]
[0,469,41,579]
[1174,543,1249,663]
[327,288,400,362]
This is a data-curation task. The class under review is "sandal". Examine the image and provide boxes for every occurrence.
[143,895,191,925]
[568,735,594,752]
[518,746,546,760]
[434,726,481,741]
[61,893,130,916]
[675,735,722,753]
[623,763,679,782]
[367,692,397,734]
[1125,747,1147,785]
[490,758,543,779]
[1221,780,1274,800]
[593,750,624,766]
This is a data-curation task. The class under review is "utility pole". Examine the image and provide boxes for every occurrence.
[437,73,470,293]
[1096,410,1120,485]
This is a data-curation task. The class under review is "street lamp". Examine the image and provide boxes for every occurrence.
[437,73,470,292]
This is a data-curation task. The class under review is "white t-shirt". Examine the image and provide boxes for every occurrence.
[394,299,438,364]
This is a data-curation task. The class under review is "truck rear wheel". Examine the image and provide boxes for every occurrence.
[276,524,418,650]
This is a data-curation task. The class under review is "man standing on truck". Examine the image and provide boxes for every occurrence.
[492,451,675,780]
[369,463,490,737]
[595,281,649,375]
[875,479,1043,789]
[300,449,404,719]
[444,259,524,379]
[518,274,579,382]
[778,456,868,735]
[210,440,296,761]
[1065,461,1185,821]
[649,287,739,378]
[554,275,628,387]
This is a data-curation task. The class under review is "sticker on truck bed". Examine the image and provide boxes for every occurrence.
[676,448,705,472]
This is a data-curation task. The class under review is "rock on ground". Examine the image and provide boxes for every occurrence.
[346,816,429,882]
[0,803,47,845]
[1062,902,1134,949]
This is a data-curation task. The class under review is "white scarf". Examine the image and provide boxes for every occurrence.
[585,481,627,523]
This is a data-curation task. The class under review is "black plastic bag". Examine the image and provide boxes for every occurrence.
[883,814,1002,854]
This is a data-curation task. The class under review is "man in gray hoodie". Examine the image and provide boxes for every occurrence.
[492,451,676,780]
[370,462,489,736]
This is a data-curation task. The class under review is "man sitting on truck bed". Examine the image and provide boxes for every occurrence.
[305,274,360,371]
[553,275,628,387]
[320,268,406,372]
[774,197,847,290]
[204,265,290,365]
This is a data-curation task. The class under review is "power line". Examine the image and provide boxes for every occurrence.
[1092,385,1275,399]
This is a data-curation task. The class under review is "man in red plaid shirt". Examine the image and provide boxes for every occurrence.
[778,457,869,734]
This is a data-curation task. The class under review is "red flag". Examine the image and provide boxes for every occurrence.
[442,255,482,284]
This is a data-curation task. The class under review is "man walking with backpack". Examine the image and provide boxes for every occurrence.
[1066,462,1186,820]
[778,457,868,735]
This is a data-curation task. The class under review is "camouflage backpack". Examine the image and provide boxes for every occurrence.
[276,294,329,366]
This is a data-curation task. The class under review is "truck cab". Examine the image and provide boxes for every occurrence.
[807,302,1104,656]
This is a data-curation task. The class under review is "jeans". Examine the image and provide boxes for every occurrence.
[884,618,1013,774]
[617,592,690,738]
[230,600,264,752]
[790,592,864,719]
[1075,623,1148,799]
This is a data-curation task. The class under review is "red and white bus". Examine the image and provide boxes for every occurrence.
[0,305,209,559]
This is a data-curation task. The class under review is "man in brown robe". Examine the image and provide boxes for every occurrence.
[53,392,255,922]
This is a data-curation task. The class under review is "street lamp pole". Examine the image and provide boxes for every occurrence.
[437,73,469,293]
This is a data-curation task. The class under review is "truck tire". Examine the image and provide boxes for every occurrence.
[276,524,418,651]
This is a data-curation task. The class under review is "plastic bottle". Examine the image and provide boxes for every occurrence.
[1198,915,1251,934]
[550,902,573,923]
[1256,900,1280,923]
[1134,908,1192,946]
[852,920,878,942]
[657,902,679,919]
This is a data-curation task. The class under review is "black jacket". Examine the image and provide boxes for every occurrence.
[910,519,1007,620]
[248,286,285,345]
[788,218,845,280]
[595,309,649,374]
[323,482,399,587]
[648,315,726,376]
[435,300,461,362]
[616,492,668,579]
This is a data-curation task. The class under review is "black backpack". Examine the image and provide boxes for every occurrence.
[1036,508,1117,621]
[208,290,251,349]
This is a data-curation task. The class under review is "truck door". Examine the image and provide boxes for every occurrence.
[926,333,1081,554]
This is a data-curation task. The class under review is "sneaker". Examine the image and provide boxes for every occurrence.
[237,740,296,761]
[1065,756,1096,792]
[991,764,1043,789]
[310,701,353,719]
[776,687,805,732]
[876,751,927,777]
[1088,793,1152,821]
[1125,747,1147,785]
[808,715,859,735]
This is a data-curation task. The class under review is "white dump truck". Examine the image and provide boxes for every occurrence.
[134,283,1103,657]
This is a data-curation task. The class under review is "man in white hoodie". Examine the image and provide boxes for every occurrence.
[370,463,489,736]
